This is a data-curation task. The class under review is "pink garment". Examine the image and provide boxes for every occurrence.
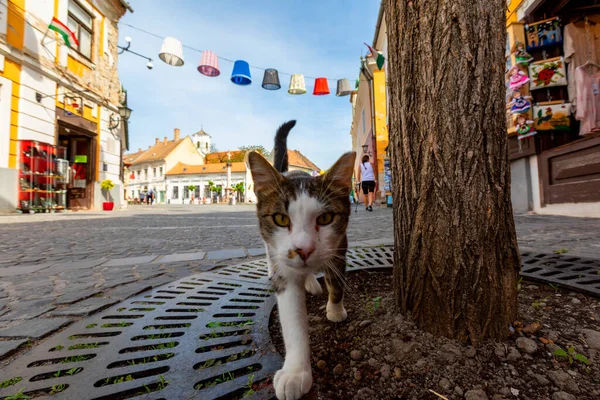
[509,71,530,91]
[575,66,600,136]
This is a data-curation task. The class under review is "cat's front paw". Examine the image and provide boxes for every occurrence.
[326,301,347,322]
[304,274,322,296]
[274,368,312,400]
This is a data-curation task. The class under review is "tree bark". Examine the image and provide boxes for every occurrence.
[385,0,520,344]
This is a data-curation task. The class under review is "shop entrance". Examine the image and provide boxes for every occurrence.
[58,124,97,211]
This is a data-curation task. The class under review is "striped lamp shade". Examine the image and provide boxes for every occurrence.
[262,69,281,90]
[158,37,184,66]
[288,74,306,95]
[336,79,352,97]
[198,51,220,76]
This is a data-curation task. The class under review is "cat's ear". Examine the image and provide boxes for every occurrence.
[247,151,282,193]
[324,152,356,188]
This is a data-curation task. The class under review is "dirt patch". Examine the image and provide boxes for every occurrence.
[269,270,600,399]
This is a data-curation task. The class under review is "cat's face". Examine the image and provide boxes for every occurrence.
[248,152,356,274]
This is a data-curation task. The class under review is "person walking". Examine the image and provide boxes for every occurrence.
[358,154,376,212]
[147,188,153,205]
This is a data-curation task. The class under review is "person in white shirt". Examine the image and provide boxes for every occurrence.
[358,155,376,212]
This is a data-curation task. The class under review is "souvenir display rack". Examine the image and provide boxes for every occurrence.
[18,140,69,213]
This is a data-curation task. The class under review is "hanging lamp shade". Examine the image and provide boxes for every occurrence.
[197,50,220,76]
[288,74,306,94]
[262,68,281,90]
[313,77,330,95]
[231,60,252,85]
[158,37,184,66]
[336,78,352,97]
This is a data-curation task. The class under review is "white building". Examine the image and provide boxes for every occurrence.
[165,161,254,204]
[123,128,204,203]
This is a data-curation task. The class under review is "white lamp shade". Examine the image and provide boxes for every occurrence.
[288,74,307,95]
[159,37,184,67]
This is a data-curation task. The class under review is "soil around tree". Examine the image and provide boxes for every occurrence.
[269,270,600,399]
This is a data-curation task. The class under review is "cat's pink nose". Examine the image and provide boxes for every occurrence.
[295,247,315,261]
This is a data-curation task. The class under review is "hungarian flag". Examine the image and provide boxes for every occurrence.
[364,43,385,70]
[49,17,79,48]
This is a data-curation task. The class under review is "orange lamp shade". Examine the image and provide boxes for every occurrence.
[313,77,330,95]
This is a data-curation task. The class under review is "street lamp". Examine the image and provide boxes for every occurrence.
[362,144,372,156]
[109,105,133,130]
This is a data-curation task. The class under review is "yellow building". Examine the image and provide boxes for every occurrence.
[349,3,388,201]
[0,0,132,211]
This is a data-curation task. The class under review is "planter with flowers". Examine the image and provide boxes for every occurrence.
[100,179,115,211]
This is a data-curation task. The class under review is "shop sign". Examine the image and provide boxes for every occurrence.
[74,155,88,163]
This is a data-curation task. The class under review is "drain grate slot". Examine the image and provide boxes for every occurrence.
[143,323,191,330]
[194,363,262,391]
[194,349,256,370]
[196,339,253,354]
[107,353,175,369]
[94,366,170,387]
[119,342,179,354]
[28,354,96,367]
[131,332,185,341]
[69,332,121,339]
[30,367,83,381]
[199,329,252,341]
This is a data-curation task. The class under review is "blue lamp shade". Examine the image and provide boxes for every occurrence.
[231,60,252,85]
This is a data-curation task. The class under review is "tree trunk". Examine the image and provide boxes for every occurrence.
[385,0,520,344]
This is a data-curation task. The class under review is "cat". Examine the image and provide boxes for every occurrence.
[247,120,356,400]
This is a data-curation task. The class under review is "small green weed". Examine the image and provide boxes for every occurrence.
[243,374,255,397]
[117,308,126,312]
[3,388,30,400]
[66,367,82,376]
[366,296,382,314]
[52,345,64,351]
[548,283,559,292]
[101,321,131,328]
[531,296,550,310]
[85,324,97,329]
[50,384,66,394]
[553,248,568,254]
[0,377,22,389]
[104,374,134,385]
[60,355,92,363]
[207,321,255,328]
[553,346,590,365]
[157,375,168,390]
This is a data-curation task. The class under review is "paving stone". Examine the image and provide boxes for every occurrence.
[0,317,72,339]
[106,282,152,301]
[0,339,28,359]
[55,285,101,304]
[49,298,118,317]
[46,258,107,273]
[159,252,206,263]
[102,255,158,267]
[247,248,266,257]
[0,262,56,277]
[0,299,56,321]
[207,248,247,260]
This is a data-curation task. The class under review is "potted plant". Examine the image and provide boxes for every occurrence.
[188,185,196,204]
[100,179,115,211]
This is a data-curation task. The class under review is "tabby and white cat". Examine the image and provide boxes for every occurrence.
[247,121,356,400]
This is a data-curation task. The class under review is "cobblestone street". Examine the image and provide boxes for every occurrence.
[0,205,599,358]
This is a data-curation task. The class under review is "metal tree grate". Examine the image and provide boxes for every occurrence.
[0,261,280,400]
[520,252,600,297]
[1,247,599,400]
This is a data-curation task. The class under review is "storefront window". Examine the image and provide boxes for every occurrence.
[159,167,163,176]
[153,168,156,177]
[144,169,148,180]
[172,186,178,199]
[183,186,189,199]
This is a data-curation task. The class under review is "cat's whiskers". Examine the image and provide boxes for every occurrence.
[323,260,358,301]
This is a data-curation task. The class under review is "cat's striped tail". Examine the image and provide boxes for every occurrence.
[273,120,296,173]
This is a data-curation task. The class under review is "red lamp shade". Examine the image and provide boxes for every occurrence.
[313,77,330,95]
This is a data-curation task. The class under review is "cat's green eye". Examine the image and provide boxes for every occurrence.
[317,212,334,226]
[273,213,290,227]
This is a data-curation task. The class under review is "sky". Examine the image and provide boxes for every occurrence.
[118,1,380,170]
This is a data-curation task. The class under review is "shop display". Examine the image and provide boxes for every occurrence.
[509,90,532,114]
[18,140,68,213]
[507,65,530,91]
[511,41,534,65]
[529,57,567,89]
[526,17,563,50]
[533,103,572,131]
[515,114,537,140]
[575,64,600,136]
[564,19,600,106]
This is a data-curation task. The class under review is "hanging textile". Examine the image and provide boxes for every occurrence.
[575,65,600,136]
[564,19,600,108]
[533,103,572,131]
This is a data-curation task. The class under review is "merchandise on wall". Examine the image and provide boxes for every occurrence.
[533,102,572,131]
[525,17,563,51]
[18,140,68,213]
[529,57,568,89]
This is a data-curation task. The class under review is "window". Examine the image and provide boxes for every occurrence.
[183,186,189,199]
[172,186,179,199]
[131,190,135,198]
[136,170,140,180]
[361,109,366,135]
[144,169,148,180]
[153,168,157,178]
[196,142,200,149]
[206,143,208,151]
[159,167,163,176]
[67,1,93,60]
